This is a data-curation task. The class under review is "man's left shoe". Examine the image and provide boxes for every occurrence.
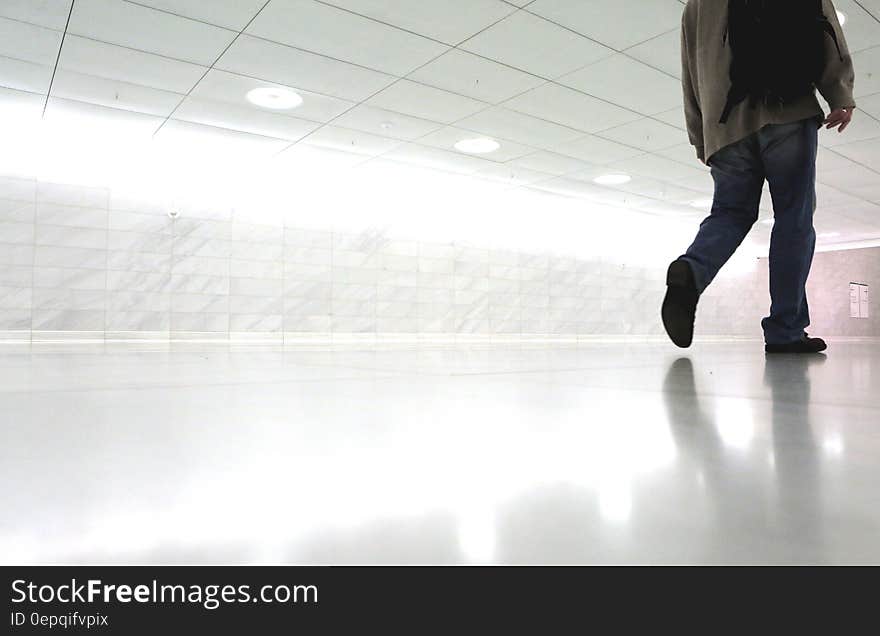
[765,334,828,354]
[662,259,700,349]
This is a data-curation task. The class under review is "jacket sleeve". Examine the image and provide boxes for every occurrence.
[681,11,705,162]
[816,0,856,110]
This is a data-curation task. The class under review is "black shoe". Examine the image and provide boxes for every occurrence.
[765,334,828,354]
[662,259,699,349]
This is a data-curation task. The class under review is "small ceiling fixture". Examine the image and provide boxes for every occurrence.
[593,173,631,186]
[837,10,846,26]
[454,137,500,154]
[246,87,303,110]
[379,121,395,131]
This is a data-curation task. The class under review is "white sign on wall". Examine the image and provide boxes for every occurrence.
[850,283,869,319]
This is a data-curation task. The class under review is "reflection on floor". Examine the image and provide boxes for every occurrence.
[1,340,878,564]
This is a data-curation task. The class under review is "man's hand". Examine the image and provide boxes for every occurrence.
[825,107,855,132]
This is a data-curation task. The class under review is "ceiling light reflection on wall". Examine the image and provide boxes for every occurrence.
[246,87,303,110]
[454,137,500,154]
[594,174,632,186]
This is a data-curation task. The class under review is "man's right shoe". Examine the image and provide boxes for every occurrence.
[662,259,700,349]
[765,334,828,354]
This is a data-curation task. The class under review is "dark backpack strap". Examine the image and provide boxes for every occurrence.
[719,88,747,124]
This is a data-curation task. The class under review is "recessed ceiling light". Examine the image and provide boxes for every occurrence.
[454,137,500,154]
[837,10,846,26]
[690,197,714,208]
[246,87,303,110]
[379,121,394,131]
[593,173,631,186]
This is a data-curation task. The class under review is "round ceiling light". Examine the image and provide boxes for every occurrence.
[246,87,303,110]
[454,137,500,154]
[593,173,632,186]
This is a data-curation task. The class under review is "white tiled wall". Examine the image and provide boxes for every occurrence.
[2,173,873,342]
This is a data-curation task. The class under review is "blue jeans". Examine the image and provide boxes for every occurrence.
[681,118,819,345]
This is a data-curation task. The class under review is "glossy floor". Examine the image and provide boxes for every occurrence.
[2,340,878,564]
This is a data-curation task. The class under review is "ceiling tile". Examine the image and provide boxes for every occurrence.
[558,54,681,115]
[191,69,354,123]
[656,143,704,167]
[855,92,880,120]
[0,16,63,66]
[50,69,184,117]
[0,55,53,93]
[527,0,683,51]
[670,172,714,194]
[830,0,880,53]
[129,0,268,31]
[408,49,544,103]
[331,104,443,141]
[503,82,640,133]
[456,106,584,148]
[528,177,608,200]
[321,0,516,45]
[216,35,395,102]
[462,10,614,79]
[246,0,448,76]
[173,96,321,141]
[652,106,686,130]
[508,150,595,176]
[154,119,291,157]
[276,143,369,172]
[596,117,686,151]
[382,143,498,174]
[0,86,45,121]
[473,164,554,187]
[852,45,880,98]
[0,0,73,31]
[58,35,207,93]
[417,126,535,162]
[300,125,403,156]
[815,183,866,208]
[549,134,645,164]
[605,153,707,182]
[68,0,237,66]
[44,97,165,139]
[624,30,681,78]
[366,79,487,124]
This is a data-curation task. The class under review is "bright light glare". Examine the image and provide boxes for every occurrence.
[454,137,500,154]
[837,10,846,26]
[246,87,303,110]
[715,400,755,450]
[594,174,632,186]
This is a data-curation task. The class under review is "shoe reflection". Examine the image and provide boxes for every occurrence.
[661,354,827,562]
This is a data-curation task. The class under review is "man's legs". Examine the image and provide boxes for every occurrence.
[663,134,764,348]
[680,134,765,293]
[758,120,819,345]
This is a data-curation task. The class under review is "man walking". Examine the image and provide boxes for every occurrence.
[663,0,856,353]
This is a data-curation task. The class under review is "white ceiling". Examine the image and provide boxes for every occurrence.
[1,0,879,245]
